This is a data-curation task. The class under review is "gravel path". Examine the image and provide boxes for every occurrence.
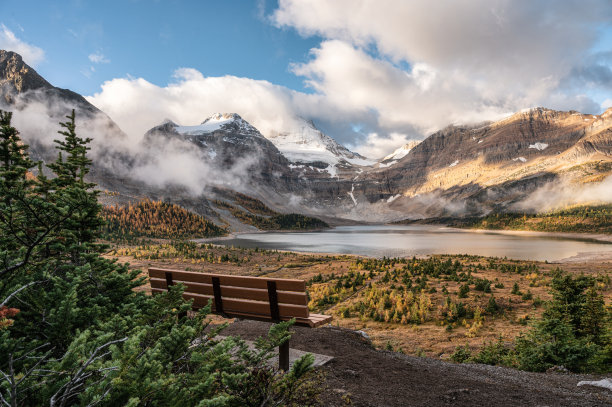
[217,319,612,407]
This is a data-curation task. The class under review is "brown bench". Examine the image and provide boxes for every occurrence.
[148,267,332,369]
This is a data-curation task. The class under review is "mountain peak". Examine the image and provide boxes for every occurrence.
[201,112,243,124]
[172,113,263,137]
[0,49,52,97]
[266,117,375,166]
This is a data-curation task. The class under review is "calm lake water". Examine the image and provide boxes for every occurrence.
[208,225,612,262]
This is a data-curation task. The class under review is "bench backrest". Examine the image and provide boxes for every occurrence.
[149,268,310,322]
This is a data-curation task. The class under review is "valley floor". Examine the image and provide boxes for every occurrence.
[106,243,611,359]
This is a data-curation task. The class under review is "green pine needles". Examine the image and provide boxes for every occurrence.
[0,110,322,406]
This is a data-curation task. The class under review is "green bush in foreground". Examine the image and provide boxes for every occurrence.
[452,271,611,373]
[0,110,321,406]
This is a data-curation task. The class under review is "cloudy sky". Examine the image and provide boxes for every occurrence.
[2,0,612,158]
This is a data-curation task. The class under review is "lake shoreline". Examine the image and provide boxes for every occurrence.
[445,227,612,244]
[194,224,612,263]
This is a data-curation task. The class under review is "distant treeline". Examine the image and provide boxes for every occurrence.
[213,196,329,231]
[101,199,227,240]
[397,204,612,234]
[462,204,612,234]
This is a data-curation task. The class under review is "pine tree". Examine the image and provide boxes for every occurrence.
[47,110,103,266]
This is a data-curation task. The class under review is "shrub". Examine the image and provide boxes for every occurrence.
[513,272,611,373]
[485,296,500,315]
[474,278,492,293]
[472,337,514,366]
[450,344,472,363]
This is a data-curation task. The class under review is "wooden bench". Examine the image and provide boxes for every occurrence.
[148,267,332,370]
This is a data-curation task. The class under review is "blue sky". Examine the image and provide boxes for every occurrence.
[0,0,321,95]
[1,0,611,157]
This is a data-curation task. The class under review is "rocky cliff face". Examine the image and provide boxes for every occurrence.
[355,107,612,218]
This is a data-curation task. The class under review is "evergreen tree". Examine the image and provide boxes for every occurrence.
[513,272,611,372]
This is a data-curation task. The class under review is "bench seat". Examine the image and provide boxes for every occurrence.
[148,268,332,327]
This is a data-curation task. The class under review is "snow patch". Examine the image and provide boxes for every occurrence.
[513,157,527,163]
[345,156,377,166]
[268,118,374,167]
[378,160,397,168]
[174,113,261,137]
[326,164,338,178]
[449,160,459,168]
[208,150,217,159]
[386,194,401,203]
[382,141,420,161]
[529,142,549,151]
[347,184,357,206]
[577,378,612,391]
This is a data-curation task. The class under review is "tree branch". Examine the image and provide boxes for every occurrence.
[0,280,45,308]
[49,337,127,407]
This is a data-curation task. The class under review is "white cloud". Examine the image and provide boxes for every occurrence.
[272,0,610,78]
[352,132,413,159]
[292,40,513,134]
[0,24,44,66]
[86,69,324,145]
[86,67,411,158]
[88,51,109,64]
[3,90,266,196]
[272,0,612,124]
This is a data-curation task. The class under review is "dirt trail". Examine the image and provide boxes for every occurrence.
[218,319,612,407]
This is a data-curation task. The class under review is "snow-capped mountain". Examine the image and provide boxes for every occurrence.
[174,113,263,138]
[382,140,421,162]
[145,113,288,169]
[266,118,375,167]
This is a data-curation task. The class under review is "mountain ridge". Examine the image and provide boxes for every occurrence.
[1,49,611,223]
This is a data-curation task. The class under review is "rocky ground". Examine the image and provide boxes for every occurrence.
[218,319,612,407]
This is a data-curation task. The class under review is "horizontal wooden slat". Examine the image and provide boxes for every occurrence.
[151,288,309,318]
[149,268,306,292]
[150,278,308,306]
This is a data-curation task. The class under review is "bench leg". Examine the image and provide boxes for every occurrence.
[279,339,290,371]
